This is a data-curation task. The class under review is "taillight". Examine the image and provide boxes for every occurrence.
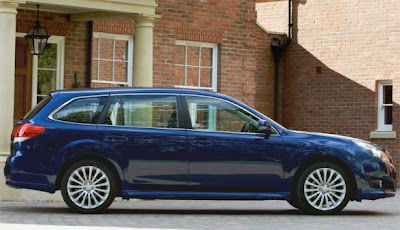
[12,124,46,143]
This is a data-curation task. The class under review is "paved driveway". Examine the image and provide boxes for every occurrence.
[0,193,399,230]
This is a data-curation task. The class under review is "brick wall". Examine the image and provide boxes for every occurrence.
[257,0,400,185]
[17,9,88,89]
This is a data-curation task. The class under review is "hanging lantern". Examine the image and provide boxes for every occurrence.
[25,5,50,55]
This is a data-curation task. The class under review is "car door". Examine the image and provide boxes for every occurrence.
[97,94,188,191]
[183,95,287,192]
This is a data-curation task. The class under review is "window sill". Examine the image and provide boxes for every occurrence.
[370,131,396,139]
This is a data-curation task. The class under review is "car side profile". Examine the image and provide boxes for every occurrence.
[4,88,396,214]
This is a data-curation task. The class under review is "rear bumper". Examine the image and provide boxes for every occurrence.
[4,156,55,193]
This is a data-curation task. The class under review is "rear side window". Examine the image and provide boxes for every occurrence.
[23,95,52,121]
[52,96,107,124]
[101,95,179,129]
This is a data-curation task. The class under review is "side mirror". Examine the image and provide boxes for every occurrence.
[258,120,272,139]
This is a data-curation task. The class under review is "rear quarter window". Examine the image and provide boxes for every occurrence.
[52,96,108,124]
[23,95,52,121]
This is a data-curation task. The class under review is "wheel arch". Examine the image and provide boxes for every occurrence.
[291,155,358,200]
[55,154,123,196]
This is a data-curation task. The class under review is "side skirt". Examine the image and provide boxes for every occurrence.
[122,191,291,200]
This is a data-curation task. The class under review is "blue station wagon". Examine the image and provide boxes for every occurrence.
[4,88,396,214]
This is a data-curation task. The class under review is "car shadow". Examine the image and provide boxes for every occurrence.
[0,204,394,216]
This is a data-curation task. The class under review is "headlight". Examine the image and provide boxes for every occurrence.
[354,141,390,163]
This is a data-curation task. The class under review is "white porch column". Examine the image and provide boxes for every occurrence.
[133,14,156,87]
[0,0,23,157]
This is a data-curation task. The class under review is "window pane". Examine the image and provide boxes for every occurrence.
[99,60,113,81]
[186,96,259,133]
[175,45,185,65]
[114,62,127,82]
[114,40,128,61]
[92,37,99,58]
[201,47,212,67]
[174,66,185,86]
[38,70,56,96]
[200,68,212,87]
[109,95,179,128]
[385,106,392,125]
[99,38,113,60]
[383,85,393,104]
[187,46,199,66]
[38,43,57,69]
[91,59,98,81]
[53,97,107,124]
[187,67,199,87]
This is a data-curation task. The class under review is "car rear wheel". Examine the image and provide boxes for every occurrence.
[297,162,350,214]
[61,160,116,213]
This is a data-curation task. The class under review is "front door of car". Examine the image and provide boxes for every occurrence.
[183,95,286,192]
[97,94,188,191]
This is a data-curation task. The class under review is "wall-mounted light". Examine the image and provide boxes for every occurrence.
[25,5,50,55]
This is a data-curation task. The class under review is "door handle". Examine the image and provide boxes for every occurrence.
[191,137,213,147]
[104,134,128,143]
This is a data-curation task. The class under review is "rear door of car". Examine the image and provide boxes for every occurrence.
[97,93,189,191]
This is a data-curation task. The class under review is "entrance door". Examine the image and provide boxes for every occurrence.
[14,38,32,123]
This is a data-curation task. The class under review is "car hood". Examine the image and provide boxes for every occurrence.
[286,130,386,152]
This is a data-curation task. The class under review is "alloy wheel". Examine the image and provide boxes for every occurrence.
[66,165,111,210]
[303,167,346,211]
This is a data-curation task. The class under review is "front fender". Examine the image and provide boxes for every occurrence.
[282,132,371,199]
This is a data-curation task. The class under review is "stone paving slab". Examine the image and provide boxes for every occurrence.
[0,193,399,230]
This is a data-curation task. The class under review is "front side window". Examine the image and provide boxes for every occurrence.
[186,96,259,133]
[92,33,133,87]
[377,81,393,131]
[53,97,107,124]
[174,40,218,91]
[102,95,179,129]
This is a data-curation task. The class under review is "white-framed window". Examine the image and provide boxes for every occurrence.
[15,33,65,107]
[92,32,133,87]
[174,40,218,92]
[377,81,393,131]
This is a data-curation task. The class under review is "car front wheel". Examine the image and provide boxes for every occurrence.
[297,162,351,214]
[61,160,116,213]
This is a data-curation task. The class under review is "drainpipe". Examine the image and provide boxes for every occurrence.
[86,21,93,88]
[270,0,293,121]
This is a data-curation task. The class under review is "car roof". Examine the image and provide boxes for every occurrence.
[50,87,232,100]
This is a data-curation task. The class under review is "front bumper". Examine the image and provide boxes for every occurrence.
[361,161,396,200]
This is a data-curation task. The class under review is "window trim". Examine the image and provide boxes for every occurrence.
[174,40,218,92]
[92,32,134,87]
[377,81,393,131]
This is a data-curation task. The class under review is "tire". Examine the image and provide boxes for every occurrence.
[287,198,301,210]
[61,160,117,214]
[297,161,351,215]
